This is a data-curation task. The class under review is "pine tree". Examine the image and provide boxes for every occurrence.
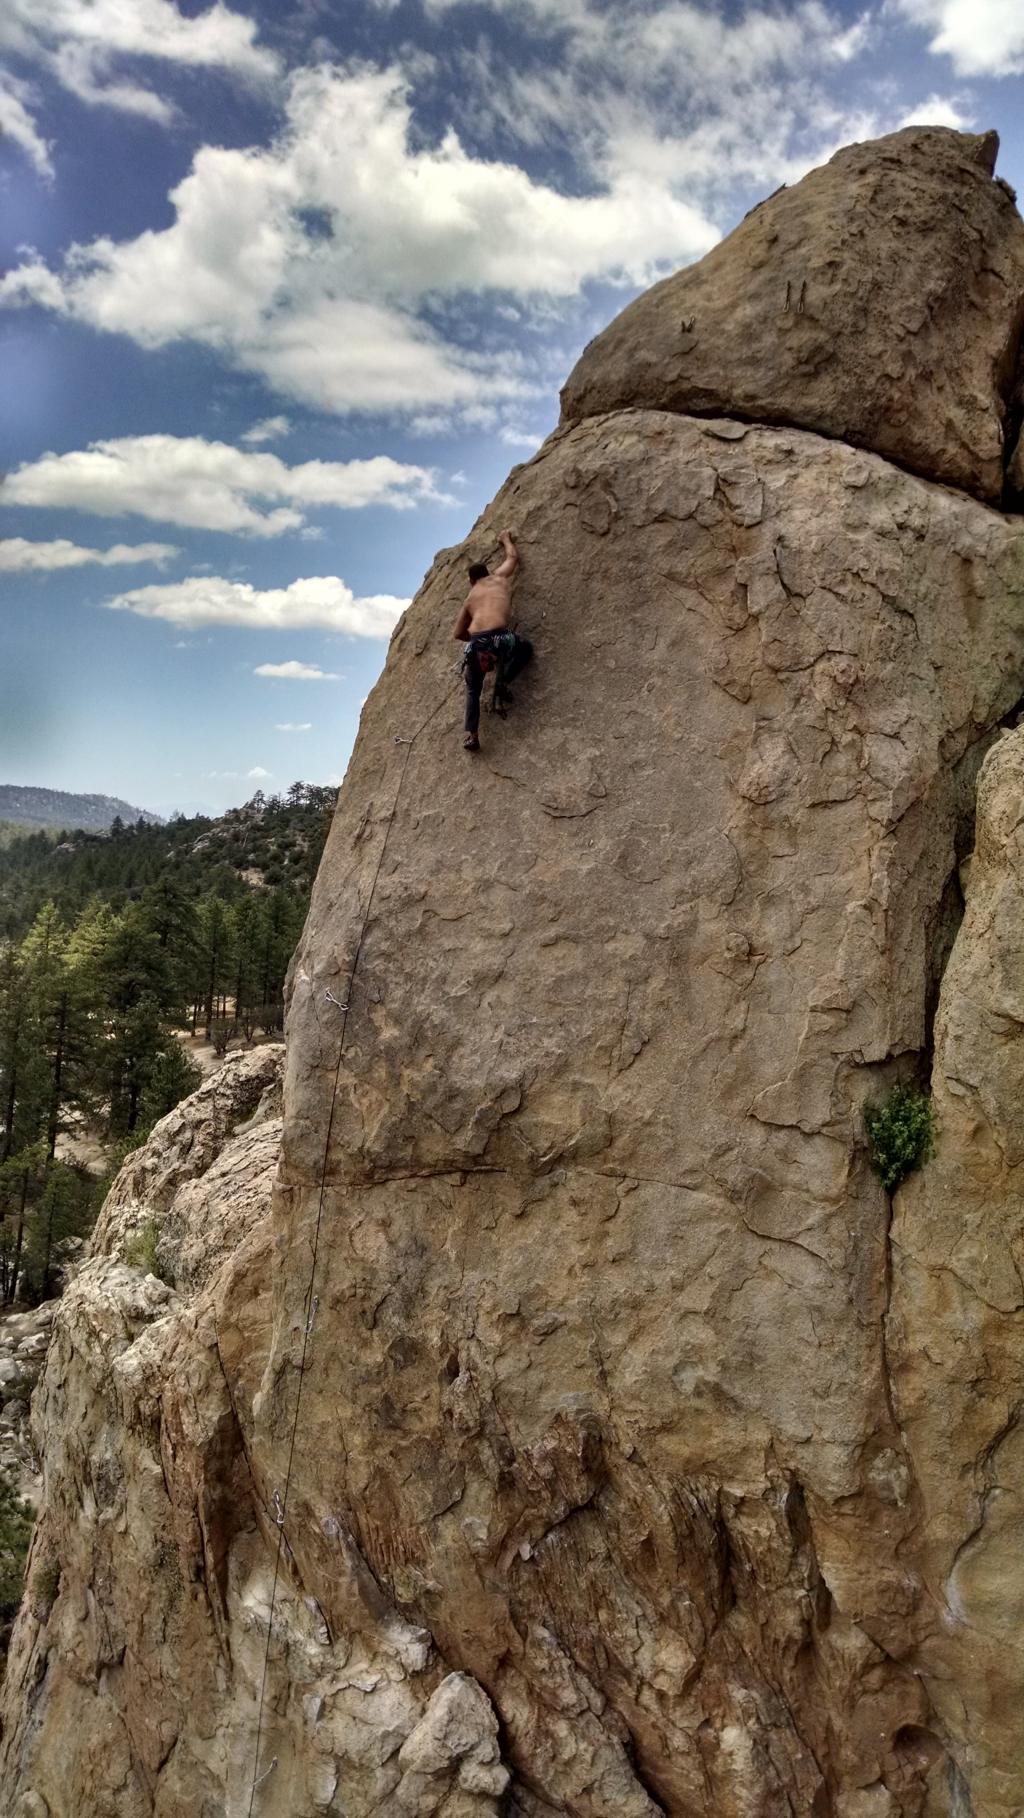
[0,1142,46,1303]
[139,1043,203,1128]
[231,895,261,1038]
[20,904,99,1161]
[21,1161,97,1303]
[140,873,199,1012]
[0,944,42,1164]
[196,897,232,1040]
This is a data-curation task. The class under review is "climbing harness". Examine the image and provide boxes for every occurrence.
[461,628,521,716]
[245,677,460,1813]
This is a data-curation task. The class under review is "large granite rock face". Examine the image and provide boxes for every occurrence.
[891,727,1024,1818]
[250,414,1024,1817]
[5,128,1024,1818]
[562,127,1024,505]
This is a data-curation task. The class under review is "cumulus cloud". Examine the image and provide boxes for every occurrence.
[894,92,972,129]
[0,1,959,428]
[0,71,52,177]
[891,0,1024,76]
[241,415,292,446]
[247,765,272,779]
[0,0,278,156]
[0,536,177,571]
[2,435,447,534]
[499,426,544,449]
[254,661,342,681]
[0,62,718,414]
[106,575,407,638]
[275,721,312,731]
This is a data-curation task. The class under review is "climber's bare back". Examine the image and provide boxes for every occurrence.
[452,529,520,642]
[463,574,514,636]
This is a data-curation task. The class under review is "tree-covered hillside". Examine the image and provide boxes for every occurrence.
[0,784,334,1305]
[0,785,161,833]
[0,783,335,937]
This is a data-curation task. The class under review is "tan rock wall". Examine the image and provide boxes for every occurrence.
[251,412,1024,1813]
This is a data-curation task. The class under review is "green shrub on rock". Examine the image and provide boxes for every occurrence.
[125,1220,160,1277]
[0,1463,34,1667]
[865,1085,935,1192]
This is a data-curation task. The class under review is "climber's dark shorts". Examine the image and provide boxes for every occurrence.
[463,631,533,734]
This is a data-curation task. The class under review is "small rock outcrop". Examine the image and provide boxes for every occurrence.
[0,1051,288,1817]
[5,126,1024,1816]
[562,127,1024,504]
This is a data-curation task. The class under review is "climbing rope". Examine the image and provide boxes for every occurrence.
[246,679,459,1813]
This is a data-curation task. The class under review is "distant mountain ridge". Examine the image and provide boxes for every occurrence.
[0,784,162,832]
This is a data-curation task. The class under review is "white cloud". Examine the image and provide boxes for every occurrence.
[50,41,175,122]
[499,426,544,449]
[0,536,177,572]
[0,0,279,152]
[2,435,447,534]
[275,721,312,731]
[894,92,972,129]
[891,0,1024,75]
[0,259,69,311]
[435,1,882,197]
[247,765,272,779]
[107,575,407,638]
[0,3,953,431]
[0,71,52,177]
[254,661,342,681]
[0,62,718,415]
[241,415,292,445]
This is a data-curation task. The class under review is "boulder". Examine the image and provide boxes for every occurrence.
[90,1042,284,1276]
[561,127,1024,504]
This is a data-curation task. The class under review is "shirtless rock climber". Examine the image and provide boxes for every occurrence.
[453,529,533,752]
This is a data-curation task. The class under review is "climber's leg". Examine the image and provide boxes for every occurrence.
[503,634,533,686]
[464,652,484,749]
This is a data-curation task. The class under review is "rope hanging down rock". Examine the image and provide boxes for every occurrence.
[246,679,458,1814]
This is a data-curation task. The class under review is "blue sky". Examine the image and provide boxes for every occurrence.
[2,0,1024,816]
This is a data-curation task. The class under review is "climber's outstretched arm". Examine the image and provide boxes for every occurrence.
[494,529,518,579]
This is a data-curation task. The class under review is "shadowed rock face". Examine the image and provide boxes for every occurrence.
[891,727,1024,1818]
[561,128,1024,506]
[5,130,1024,1818]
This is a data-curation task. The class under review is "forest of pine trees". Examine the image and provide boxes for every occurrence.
[0,785,333,1305]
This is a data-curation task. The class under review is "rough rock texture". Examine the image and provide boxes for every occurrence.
[247,412,1024,1817]
[0,1302,57,1505]
[890,726,1024,1818]
[0,1051,288,1816]
[562,127,1024,505]
[0,1048,512,1818]
[6,130,1024,1818]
